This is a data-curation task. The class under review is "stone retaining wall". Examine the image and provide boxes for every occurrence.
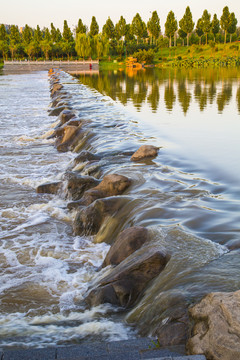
[3,60,99,73]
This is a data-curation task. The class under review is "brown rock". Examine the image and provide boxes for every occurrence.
[59,110,76,125]
[86,248,170,308]
[73,196,129,236]
[55,125,82,152]
[82,174,131,205]
[65,172,99,201]
[103,226,149,267]
[36,181,62,194]
[187,290,240,360]
[131,145,159,161]
[48,105,68,116]
[51,83,63,97]
[74,150,101,165]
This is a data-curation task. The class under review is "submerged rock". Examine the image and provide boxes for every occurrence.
[36,181,62,194]
[187,290,240,360]
[48,105,68,116]
[131,145,159,161]
[74,150,101,165]
[103,226,149,267]
[86,248,170,308]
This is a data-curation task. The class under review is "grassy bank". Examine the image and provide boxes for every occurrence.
[99,43,240,70]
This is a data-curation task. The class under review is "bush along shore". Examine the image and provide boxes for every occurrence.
[36,68,240,360]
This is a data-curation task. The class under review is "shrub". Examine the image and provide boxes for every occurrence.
[132,49,155,64]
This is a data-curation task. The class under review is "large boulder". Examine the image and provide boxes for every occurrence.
[64,172,99,201]
[36,181,62,194]
[103,226,149,267]
[73,196,129,236]
[55,125,82,152]
[187,290,240,360]
[131,145,159,161]
[59,110,76,125]
[86,247,170,308]
[82,174,131,205]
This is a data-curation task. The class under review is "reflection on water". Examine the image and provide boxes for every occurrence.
[77,67,240,114]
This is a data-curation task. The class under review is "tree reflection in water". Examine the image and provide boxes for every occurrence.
[75,67,240,115]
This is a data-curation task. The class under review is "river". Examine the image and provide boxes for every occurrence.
[0,67,240,349]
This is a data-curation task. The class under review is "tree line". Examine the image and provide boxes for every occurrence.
[0,6,239,61]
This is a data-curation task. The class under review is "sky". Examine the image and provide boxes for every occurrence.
[1,0,239,32]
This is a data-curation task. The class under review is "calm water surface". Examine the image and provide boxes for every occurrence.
[0,68,240,348]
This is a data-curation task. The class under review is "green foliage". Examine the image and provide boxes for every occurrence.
[201,10,211,44]
[132,49,155,64]
[102,17,115,39]
[179,6,194,46]
[211,14,220,39]
[131,13,148,43]
[115,16,126,41]
[22,24,33,45]
[63,20,73,42]
[90,16,99,37]
[76,18,87,35]
[165,11,178,47]
[147,11,161,42]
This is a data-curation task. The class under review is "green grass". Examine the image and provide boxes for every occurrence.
[154,43,240,67]
[99,60,125,70]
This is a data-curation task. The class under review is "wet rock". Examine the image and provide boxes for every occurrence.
[103,226,149,267]
[82,174,131,205]
[131,145,159,161]
[155,298,189,347]
[74,150,101,165]
[65,172,99,201]
[48,105,68,116]
[187,290,240,360]
[36,181,62,194]
[55,125,83,152]
[51,95,69,108]
[86,248,170,308]
[51,83,63,97]
[59,109,76,125]
[73,196,129,236]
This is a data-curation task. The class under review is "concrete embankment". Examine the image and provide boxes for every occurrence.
[3,60,99,74]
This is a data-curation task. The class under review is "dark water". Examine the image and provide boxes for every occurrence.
[0,68,240,349]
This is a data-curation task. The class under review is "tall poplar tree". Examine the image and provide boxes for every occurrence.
[220,6,231,43]
[0,24,9,60]
[90,16,99,37]
[9,25,21,59]
[165,11,178,48]
[179,6,194,46]
[76,19,87,35]
[147,11,161,44]
[131,13,147,43]
[200,10,211,44]
[196,19,204,45]
[211,14,220,42]
[228,12,238,42]
[102,17,115,39]
[115,16,126,41]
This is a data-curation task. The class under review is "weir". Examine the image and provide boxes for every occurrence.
[3,60,99,74]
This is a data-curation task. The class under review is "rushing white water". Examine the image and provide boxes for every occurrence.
[0,72,135,349]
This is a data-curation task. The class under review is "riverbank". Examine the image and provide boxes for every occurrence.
[100,43,240,70]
